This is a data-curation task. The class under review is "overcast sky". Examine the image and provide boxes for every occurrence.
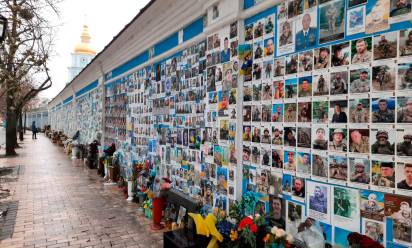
[41,0,151,99]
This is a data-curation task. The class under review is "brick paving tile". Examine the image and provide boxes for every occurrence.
[0,134,162,248]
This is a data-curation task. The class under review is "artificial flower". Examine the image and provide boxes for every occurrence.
[275,228,285,238]
[238,216,258,233]
[263,233,270,243]
[271,226,278,235]
[230,229,238,241]
[286,234,294,243]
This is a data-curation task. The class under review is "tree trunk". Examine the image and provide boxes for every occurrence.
[18,112,23,141]
[23,112,26,134]
[6,93,17,156]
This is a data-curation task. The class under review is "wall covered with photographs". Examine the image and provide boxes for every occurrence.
[240,0,412,247]
[49,85,102,143]
[48,0,412,247]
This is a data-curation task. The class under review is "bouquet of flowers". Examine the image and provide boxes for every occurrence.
[263,226,294,248]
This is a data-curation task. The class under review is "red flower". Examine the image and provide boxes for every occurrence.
[348,232,383,248]
[238,217,258,233]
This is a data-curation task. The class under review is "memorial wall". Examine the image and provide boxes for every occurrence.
[48,0,412,246]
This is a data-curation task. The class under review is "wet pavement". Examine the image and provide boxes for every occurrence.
[0,133,163,248]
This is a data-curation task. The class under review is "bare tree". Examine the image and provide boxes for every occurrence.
[0,0,60,155]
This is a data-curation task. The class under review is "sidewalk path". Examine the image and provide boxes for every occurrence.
[0,133,163,248]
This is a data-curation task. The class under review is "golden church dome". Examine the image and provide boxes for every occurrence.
[74,24,96,55]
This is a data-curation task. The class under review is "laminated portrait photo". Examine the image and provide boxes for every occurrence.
[396,162,412,192]
[312,153,329,179]
[333,186,360,230]
[347,6,366,36]
[307,181,331,224]
[360,190,385,221]
[277,19,295,56]
[272,148,284,169]
[349,157,371,186]
[319,0,345,44]
[365,0,390,34]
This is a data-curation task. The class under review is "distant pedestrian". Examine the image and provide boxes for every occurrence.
[31,121,37,139]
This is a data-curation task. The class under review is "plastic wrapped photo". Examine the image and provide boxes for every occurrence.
[399,28,412,57]
[350,68,370,94]
[312,127,328,150]
[372,160,395,188]
[398,63,412,90]
[312,101,329,124]
[297,127,311,148]
[349,158,371,184]
[314,46,330,70]
[284,150,296,171]
[319,0,345,44]
[329,155,348,181]
[284,102,297,122]
[312,154,328,178]
[351,37,372,64]
[373,32,398,60]
[349,98,370,123]
[397,96,412,123]
[298,51,314,72]
[397,128,412,157]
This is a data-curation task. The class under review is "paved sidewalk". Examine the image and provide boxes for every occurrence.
[0,133,163,248]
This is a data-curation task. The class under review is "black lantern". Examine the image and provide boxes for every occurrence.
[0,14,7,44]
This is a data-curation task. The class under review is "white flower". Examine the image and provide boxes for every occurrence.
[254,213,261,219]
[286,234,294,243]
[275,228,285,238]
[271,226,278,235]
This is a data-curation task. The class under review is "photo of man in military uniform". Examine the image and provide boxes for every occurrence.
[372,161,395,188]
[352,38,372,64]
[350,129,370,153]
[397,133,412,156]
[314,47,330,69]
[313,128,328,150]
[295,12,317,51]
[371,130,395,155]
[372,65,395,91]
[350,100,369,123]
[373,33,397,60]
[330,71,348,95]
[284,103,297,122]
[350,159,370,184]
[329,128,347,152]
[350,69,370,93]
[397,97,412,123]
[313,74,329,96]
[309,185,328,214]
[312,154,328,178]
[334,188,352,217]
[399,29,412,57]
[398,63,412,90]
[372,98,395,123]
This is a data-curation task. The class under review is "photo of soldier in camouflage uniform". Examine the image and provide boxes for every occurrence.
[372,65,395,91]
[398,63,412,90]
[349,99,369,123]
[397,97,412,123]
[397,131,412,157]
[349,158,370,184]
[373,33,398,60]
[372,98,395,123]
[371,130,395,155]
[372,161,395,188]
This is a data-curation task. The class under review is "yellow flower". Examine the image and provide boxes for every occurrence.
[219,210,226,218]
[230,230,238,241]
